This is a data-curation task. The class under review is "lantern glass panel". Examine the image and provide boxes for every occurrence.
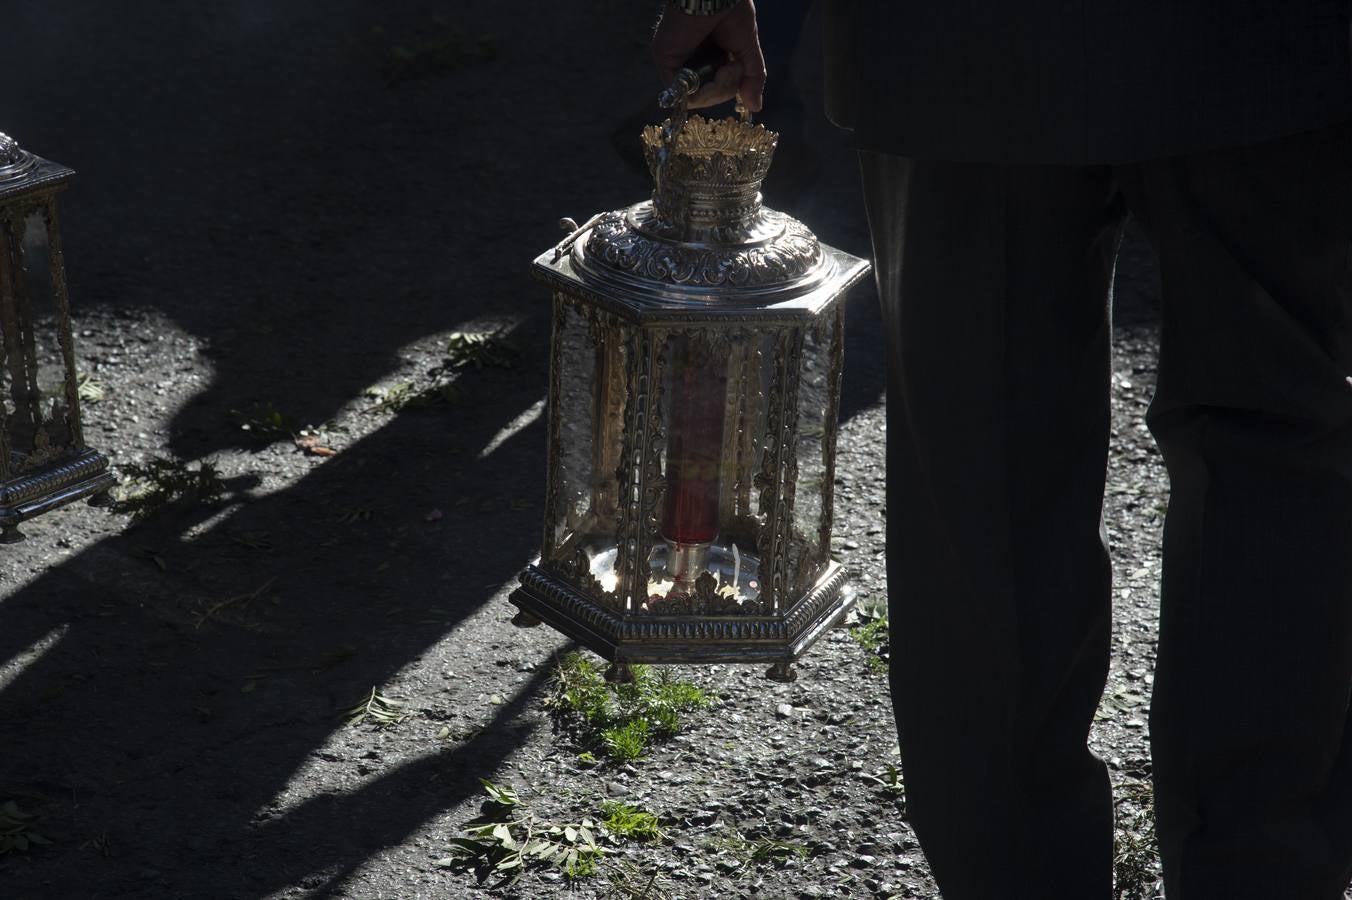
[2,207,75,473]
[788,315,838,592]
[719,332,773,535]
[549,300,608,562]
[640,329,774,613]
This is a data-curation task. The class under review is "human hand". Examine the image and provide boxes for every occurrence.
[651,0,765,112]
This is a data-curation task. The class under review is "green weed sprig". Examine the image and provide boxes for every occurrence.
[545,652,709,761]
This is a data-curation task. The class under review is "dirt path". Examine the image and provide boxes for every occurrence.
[0,3,1194,898]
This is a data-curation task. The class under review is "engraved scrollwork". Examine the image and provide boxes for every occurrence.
[612,327,647,607]
[583,209,822,290]
[772,330,804,609]
[754,326,808,612]
[755,330,787,565]
[641,115,778,174]
[557,544,625,612]
[647,590,696,617]
[641,570,771,617]
[558,544,600,592]
[817,303,845,571]
[0,133,36,184]
[0,134,20,165]
[640,330,667,539]
[541,294,570,561]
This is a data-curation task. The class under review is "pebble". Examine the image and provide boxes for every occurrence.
[775,703,794,719]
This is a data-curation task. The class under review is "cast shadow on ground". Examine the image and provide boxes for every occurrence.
[255,666,553,899]
[6,0,658,464]
[0,359,557,898]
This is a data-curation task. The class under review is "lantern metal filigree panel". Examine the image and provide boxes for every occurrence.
[0,132,113,542]
[511,87,869,680]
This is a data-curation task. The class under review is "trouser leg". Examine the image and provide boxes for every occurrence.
[860,152,1125,899]
[1120,122,1352,900]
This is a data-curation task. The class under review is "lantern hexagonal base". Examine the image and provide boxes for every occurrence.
[508,559,855,669]
[1,448,115,531]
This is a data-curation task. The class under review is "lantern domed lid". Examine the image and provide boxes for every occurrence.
[0,132,72,202]
[561,115,845,311]
[533,107,869,322]
[0,132,37,183]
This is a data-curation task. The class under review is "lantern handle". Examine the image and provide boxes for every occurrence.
[654,59,752,197]
[551,212,606,262]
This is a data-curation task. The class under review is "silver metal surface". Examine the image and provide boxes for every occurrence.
[520,99,871,675]
[567,114,841,305]
[665,539,712,588]
[0,134,73,203]
[0,447,114,531]
[0,133,36,184]
[510,557,851,666]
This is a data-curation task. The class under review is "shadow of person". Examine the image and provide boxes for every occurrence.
[2,0,659,466]
[0,358,569,897]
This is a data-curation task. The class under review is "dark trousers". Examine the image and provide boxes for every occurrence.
[860,121,1352,899]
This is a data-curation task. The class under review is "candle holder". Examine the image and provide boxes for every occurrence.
[511,77,869,681]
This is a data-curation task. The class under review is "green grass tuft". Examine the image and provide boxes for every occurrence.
[601,719,650,761]
[599,801,664,843]
[546,652,709,761]
[848,595,890,675]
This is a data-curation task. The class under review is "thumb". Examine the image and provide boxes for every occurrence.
[738,61,766,114]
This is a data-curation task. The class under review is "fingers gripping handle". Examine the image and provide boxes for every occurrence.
[654,61,751,197]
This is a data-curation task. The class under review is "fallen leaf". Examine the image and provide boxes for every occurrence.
[294,434,337,457]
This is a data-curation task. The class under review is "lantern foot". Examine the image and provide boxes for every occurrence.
[511,609,542,628]
[0,523,25,544]
[604,662,636,684]
[764,660,797,683]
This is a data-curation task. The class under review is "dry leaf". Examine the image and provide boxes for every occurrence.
[294,434,337,457]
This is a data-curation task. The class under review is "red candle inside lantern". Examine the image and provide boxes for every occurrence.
[661,335,728,587]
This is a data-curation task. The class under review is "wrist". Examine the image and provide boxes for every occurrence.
[669,0,739,15]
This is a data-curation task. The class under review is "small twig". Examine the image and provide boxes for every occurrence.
[193,578,276,629]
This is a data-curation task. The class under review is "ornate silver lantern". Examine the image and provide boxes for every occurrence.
[0,132,113,542]
[511,78,869,681]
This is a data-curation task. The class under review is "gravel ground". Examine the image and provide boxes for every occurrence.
[1,3,1332,899]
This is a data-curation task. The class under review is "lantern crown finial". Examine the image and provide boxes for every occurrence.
[0,132,37,184]
[641,115,778,243]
